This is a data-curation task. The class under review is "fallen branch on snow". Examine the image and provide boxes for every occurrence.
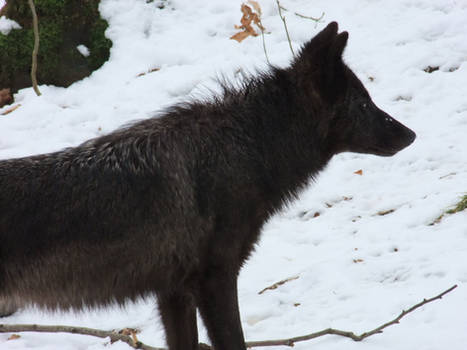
[0,324,163,350]
[1,104,21,116]
[247,284,457,347]
[0,285,457,349]
[258,275,299,294]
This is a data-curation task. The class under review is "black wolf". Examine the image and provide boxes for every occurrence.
[0,22,415,349]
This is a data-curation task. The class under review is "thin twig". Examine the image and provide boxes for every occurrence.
[258,18,270,65]
[1,104,21,116]
[258,275,299,294]
[0,324,163,350]
[246,284,458,347]
[275,0,294,57]
[0,285,457,349]
[279,5,325,28]
[357,284,457,340]
[28,0,41,96]
[248,1,270,65]
[439,172,456,179]
[295,11,325,29]
[294,11,325,22]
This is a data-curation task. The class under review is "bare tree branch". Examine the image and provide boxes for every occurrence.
[0,285,457,349]
[279,5,325,28]
[246,284,458,347]
[258,17,270,65]
[0,324,163,350]
[28,0,41,96]
[293,11,325,23]
[275,0,294,57]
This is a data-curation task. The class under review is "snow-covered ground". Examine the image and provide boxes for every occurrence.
[1,0,467,349]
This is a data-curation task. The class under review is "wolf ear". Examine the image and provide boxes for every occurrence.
[313,21,339,45]
[299,22,339,57]
[331,31,348,59]
[296,23,348,66]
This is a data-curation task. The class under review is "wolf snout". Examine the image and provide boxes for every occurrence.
[386,122,416,156]
[371,115,417,157]
[400,124,416,148]
[406,128,416,144]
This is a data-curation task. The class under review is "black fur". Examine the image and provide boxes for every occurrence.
[0,22,415,350]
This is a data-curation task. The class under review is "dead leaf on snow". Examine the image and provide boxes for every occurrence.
[231,3,266,43]
[376,208,395,216]
[0,88,13,108]
[248,0,262,15]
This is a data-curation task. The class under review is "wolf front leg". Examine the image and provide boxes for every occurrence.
[157,291,199,350]
[197,267,246,350]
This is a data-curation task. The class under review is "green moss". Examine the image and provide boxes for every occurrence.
[36,0,66,14]
[430,194,467,225]
[87,17,112,71]
[0,28,33,78]
[36,21,63,78]
[446,195,467,214]
[0,0,112,91]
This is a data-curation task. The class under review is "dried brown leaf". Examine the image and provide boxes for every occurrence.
[251,13,265,31]
[231,3,265,43]
[248,0,262,15]
[131,332,138,344]
[118,327,140,336]
[376,208,395,216]
[0,88,13,108]
[230,30,253,43]
[241,3,253,17]
[354,169,363,175]
[7,334,21,340]
[118,327,140,345]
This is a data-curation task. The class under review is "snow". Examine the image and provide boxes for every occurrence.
[1,0,467,349]
[0,16,20,35]
[77,45,91,57]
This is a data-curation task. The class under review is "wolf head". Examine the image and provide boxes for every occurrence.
[292,22,416,157]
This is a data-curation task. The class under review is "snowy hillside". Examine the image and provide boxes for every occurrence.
[1,0,467,349]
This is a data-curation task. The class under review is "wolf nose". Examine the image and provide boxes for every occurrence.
[406,128,416,145]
